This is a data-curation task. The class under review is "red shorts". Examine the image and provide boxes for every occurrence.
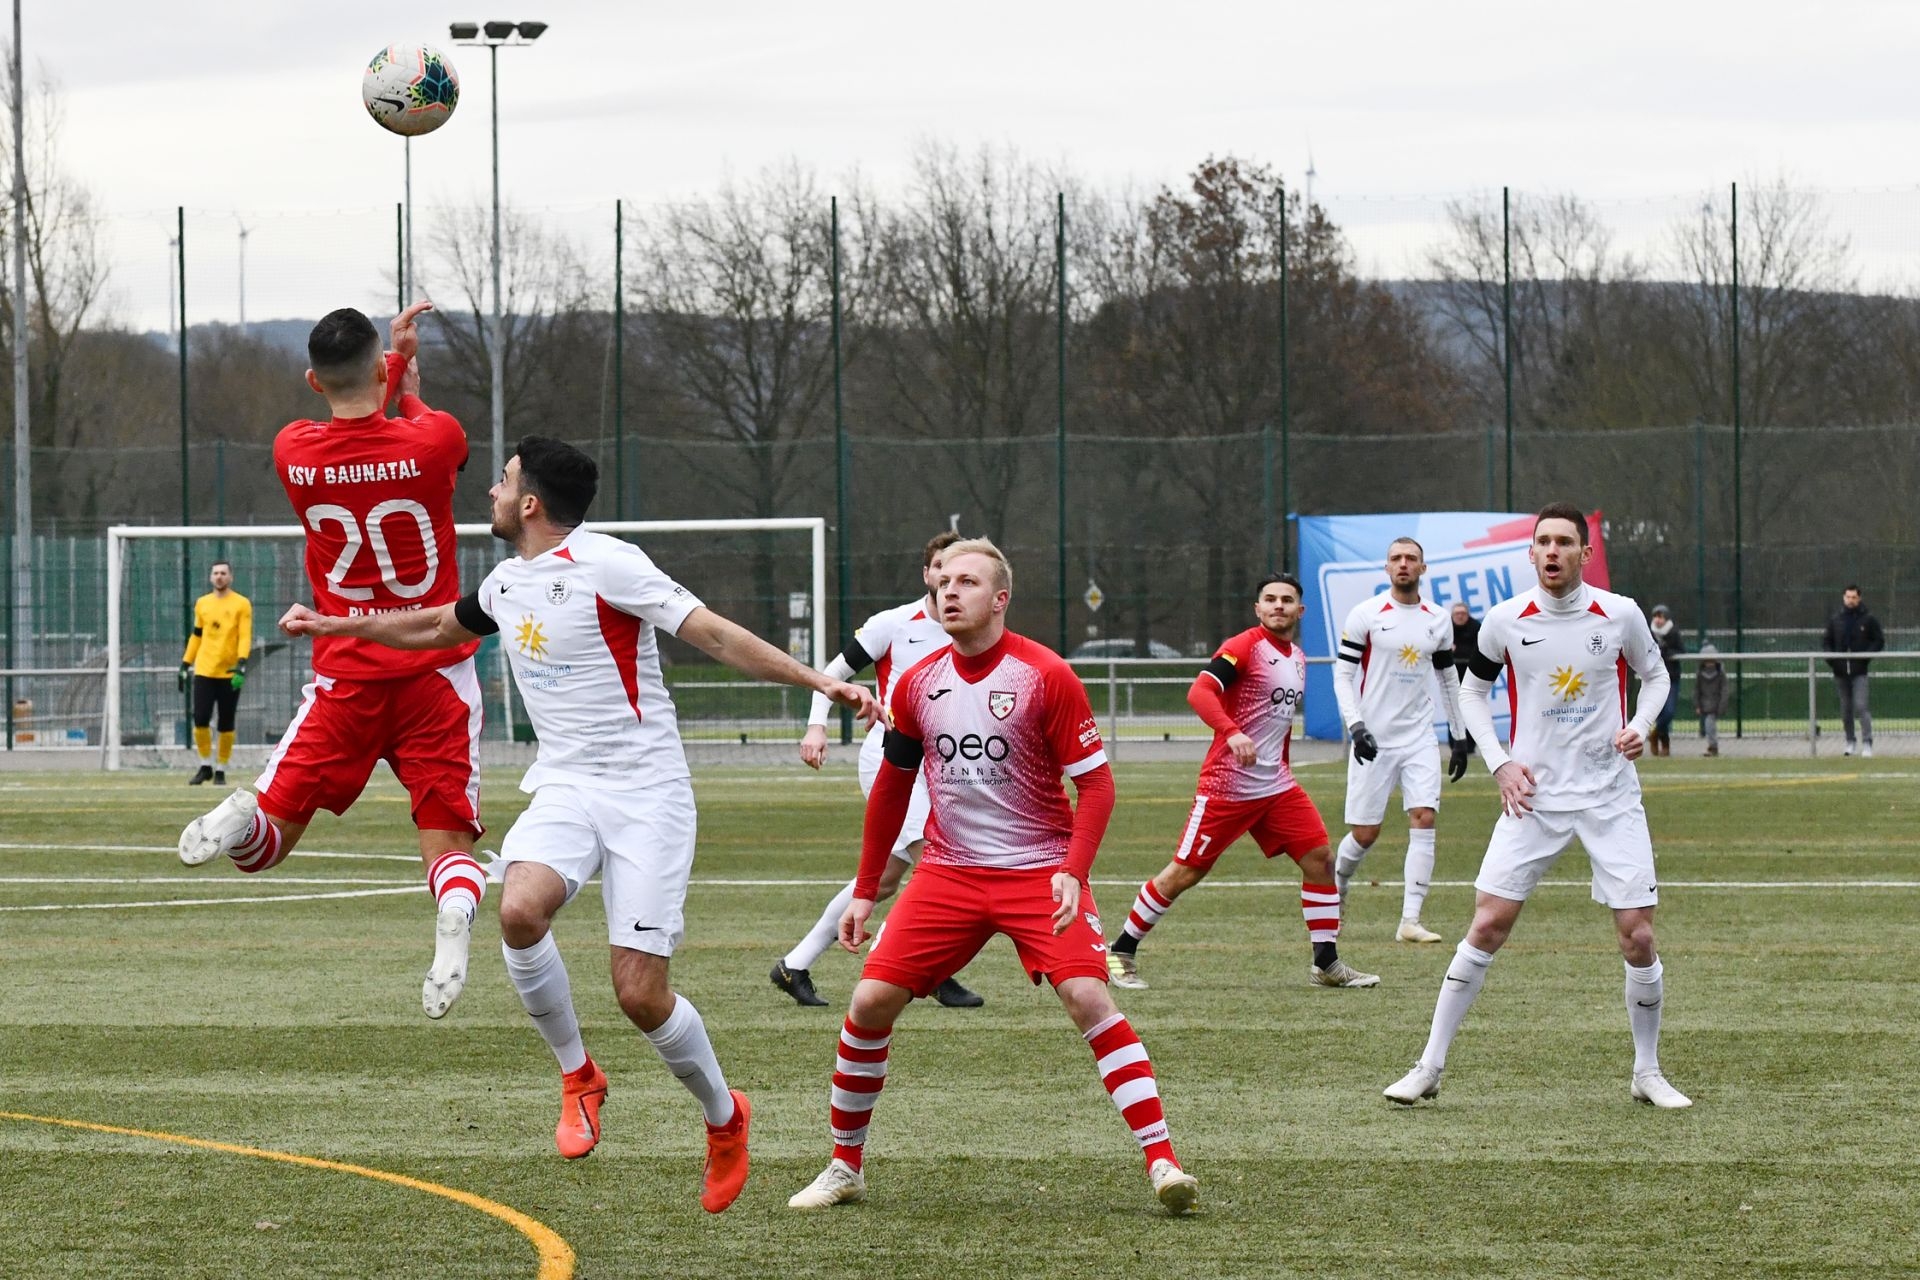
[1172,787,1328,872]
[254,657,483,834]
[862,861,1112,997]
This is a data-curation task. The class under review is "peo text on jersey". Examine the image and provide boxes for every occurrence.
[285,459,423,487]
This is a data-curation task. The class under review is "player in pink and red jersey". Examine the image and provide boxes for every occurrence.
[177,302,489,1021]
[786,539,1198,1216]
[1105,573,1381,991]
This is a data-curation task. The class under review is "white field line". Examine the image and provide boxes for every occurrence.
[0,877,415,886]
[0,887,421,912]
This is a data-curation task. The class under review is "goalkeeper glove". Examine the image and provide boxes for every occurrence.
[231,662,247,692]
[1448,735,1471,782]
[1349,722,1378,764]
[177,663,191,692]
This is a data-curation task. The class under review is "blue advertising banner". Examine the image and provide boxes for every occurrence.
[1296,512,1611,741]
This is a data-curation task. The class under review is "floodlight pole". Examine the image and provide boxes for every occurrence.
[11,0,31,672]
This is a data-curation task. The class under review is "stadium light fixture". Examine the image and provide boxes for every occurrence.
[445,18,551,506]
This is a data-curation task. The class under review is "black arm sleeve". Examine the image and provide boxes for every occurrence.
[837,638,875,672]
[452,592,500,637]
[1467,648,1504,682]
[881,727,926,769]
[1431,648,1455,670]
[1201,655,1239,689]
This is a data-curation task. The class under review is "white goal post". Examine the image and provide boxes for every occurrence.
[104,518,827,771]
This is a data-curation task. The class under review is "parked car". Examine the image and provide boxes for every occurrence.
[1069,638,1184,661]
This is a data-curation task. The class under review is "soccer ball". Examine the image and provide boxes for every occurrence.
[362,43,460,138]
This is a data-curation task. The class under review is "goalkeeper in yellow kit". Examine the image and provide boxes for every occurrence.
[179,561,252,785]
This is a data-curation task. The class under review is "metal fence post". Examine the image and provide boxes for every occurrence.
[1806,655,1816,757]
[1055,191,1068,654]
[830,195,852,745]
[1278,188,1292,570]
[177,208,191,670]
[614,198,626,520]
[1731,181,1744,738]
[1502,186,1514,510]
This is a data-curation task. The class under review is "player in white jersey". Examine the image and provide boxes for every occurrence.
[1330,538,1470,944]
[282,436,879,1211]
[774,531,983,1010]
[1384,503,1691,1110]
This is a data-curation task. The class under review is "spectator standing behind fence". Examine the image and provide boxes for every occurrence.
[1823,585,1884,758]
[1451,604,1481,757]
[179,561,252,786]
[1693,644,1727,757]
[1648,606,1684,757]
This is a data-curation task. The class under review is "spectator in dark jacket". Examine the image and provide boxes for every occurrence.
[1649,605,1684,757]
[1693,643,1728,757]
[1822,585,1885,757]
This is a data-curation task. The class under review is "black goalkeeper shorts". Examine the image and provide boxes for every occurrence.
[191,674,241,732]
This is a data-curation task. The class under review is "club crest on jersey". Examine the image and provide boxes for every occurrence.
[546,577,572,605]
[988,691,1017,720]
[1587,632,1606,655]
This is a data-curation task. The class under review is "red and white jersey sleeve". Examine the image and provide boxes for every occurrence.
[855,598,951,707]
[475,527,702,794]
[889,632,1106,872]
[1196,627,1304,802]
[1339,595,1454,749]
[1476,584,1657,808]
[274,352,476,682]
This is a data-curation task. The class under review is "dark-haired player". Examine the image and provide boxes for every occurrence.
[1385,503,1688,1109]
[178,302,488,1021]
[283,436,877,1211]
[1105,575,1379,990]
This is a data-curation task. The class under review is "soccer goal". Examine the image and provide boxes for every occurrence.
[103,518,827,771]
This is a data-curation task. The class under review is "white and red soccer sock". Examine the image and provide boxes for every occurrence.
[427,849,486,923]
[1112,879,1174,953]
[1402,828,1437,922]
[230,812,287,874]
[1085,1013,1178,1170]
[829,1017,891,1172]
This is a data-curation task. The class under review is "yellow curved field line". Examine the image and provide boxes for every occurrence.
[0,1110,574,1280]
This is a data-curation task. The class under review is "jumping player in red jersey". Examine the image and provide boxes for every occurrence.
[786,539,1199,1216]
[177,302,489,1021]
[1105,574,1381,990]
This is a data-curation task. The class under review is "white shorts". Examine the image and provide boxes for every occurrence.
[496,778,698,956]
[1343,740,1443,826]
[857,728,931,864]
[1474,786,1658,910]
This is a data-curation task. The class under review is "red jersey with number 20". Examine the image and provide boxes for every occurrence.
[1197,626,1305,802]
[275,352,478,681]
[888,631,1107,872]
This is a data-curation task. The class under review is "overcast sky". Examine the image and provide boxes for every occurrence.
[33,0,1920,327]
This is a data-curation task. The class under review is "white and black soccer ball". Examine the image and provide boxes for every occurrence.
[362,43,460,138]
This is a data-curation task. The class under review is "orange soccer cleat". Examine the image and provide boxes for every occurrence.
[699,1090,752,1213]
[555,1058,608,1159]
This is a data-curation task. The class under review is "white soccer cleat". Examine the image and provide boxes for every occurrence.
[1631,1071,1693,1110]
[1863,744,1875,759]
[1384,1062,1444,1105]
[788,1157,867,1210]
[1396,918,1443,944]
[1107,951,1148,990]
[422,902,472,1019]
[1149,1158,1199,1215]
[1310,959,1381,988]
[178,788,258,867]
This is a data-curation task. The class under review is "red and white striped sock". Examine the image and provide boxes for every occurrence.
[1302,881,1342,944]
[229,812,287,874]
[1120,879,1174,944]
[829,1017,891,1172]
[427,850,486,922]
[1085,1012,1177,1170]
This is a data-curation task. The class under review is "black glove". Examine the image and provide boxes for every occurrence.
[1349,722,1378,764]
[178,663,191,692]
[1448,735,1471,782]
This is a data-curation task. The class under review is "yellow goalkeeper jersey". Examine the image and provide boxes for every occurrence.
[183,591,253,678]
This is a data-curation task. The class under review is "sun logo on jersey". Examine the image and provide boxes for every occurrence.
[1550,666,1588,702]
[513,615,549,661]
[1399,644,1422,668]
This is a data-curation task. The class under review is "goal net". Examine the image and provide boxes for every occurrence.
[102,519,826,771]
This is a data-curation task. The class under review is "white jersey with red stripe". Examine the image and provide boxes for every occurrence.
[1473,583,1664,808]
[1196,626,1305,802]
[473,527,703,793]
[888,631,1107,872]
[1336,594,1456,749]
